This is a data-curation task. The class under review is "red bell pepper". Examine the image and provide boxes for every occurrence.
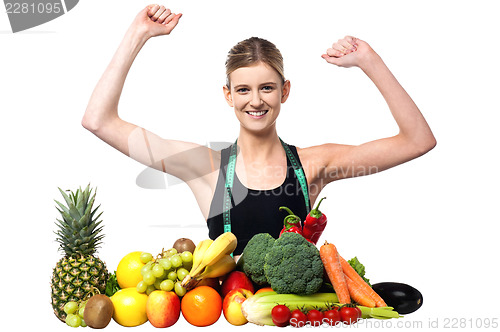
[279,206,303,236]
[303,197,327,244]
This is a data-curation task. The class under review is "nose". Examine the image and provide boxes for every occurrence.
[249,91,263,108]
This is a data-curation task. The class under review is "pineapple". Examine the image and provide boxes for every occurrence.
[50,185,109,322]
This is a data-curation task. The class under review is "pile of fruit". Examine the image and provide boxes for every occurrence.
[50,185,423,328]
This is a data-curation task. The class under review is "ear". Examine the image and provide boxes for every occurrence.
[223,85,234,107]
[281,80,291,103]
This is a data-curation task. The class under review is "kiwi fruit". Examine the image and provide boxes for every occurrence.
[196,277,221,292]
[172,238,196,254]
[83,294,114,329]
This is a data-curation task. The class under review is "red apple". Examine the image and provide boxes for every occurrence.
[221,271,254,298]
[146,290,180,328]
[223,288,254,326]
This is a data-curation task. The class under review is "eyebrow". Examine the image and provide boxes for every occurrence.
[233,82,278,89]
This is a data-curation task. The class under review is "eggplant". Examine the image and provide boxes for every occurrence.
[372,282,423,314]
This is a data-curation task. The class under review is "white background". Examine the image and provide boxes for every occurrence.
[1,0,499,330]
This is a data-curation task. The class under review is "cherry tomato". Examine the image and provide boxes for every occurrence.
[272,318,289,327]
[323,308,341,326]
[290,309,307,328]
[271,305,291,326]
[339,306,361,325]
[307,309,323,327]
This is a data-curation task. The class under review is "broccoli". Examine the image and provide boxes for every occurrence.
[240,233,276,285]
[264,232,324,295]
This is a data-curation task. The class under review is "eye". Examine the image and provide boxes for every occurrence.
[236,87,249,93]
[261,85,277,93]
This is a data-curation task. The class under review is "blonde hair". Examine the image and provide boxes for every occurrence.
[225,37,285,88]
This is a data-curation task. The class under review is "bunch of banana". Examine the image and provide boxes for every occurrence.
[181,232,237,289]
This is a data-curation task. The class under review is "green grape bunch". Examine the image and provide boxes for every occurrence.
[136,248,193,297]
[63,300,88,327]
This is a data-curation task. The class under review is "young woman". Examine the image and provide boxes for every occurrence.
[82,5,436,255]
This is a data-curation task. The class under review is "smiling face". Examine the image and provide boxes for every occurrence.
[223,62,290,135]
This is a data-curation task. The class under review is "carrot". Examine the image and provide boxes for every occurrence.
[344,274,376,307]
[319,241,351,304]
[339,256,387,307]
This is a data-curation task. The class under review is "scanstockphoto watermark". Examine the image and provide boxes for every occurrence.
[358,317,500,329]
[292,318,424,329]
[134,140,379,194]
[133,140,379,228]
[3,0,79,33]
[292,317,499,329]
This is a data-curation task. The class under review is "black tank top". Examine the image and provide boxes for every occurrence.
[206,143,310,255]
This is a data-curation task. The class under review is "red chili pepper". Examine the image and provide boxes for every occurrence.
[279,206,304,237]
[303,197,327,244]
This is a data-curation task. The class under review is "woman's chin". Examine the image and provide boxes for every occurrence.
[239,122,277,136]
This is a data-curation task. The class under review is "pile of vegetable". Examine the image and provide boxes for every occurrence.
[238,230,423,327]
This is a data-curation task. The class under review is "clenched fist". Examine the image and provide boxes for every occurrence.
[131,4,182,40]
[322,36,376,69]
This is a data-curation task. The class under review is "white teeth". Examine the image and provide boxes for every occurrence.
[247,110,267,116]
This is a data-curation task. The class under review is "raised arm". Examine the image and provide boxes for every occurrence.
[303,36,436,186]
[82,5,219,217]
[82,5,181,153]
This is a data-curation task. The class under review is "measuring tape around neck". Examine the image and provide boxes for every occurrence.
[280,138,311,213]
[222,142,238,233]
[222,138,311,234]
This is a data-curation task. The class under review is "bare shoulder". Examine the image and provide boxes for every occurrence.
[297,143,354,168]
[296,143,355,185]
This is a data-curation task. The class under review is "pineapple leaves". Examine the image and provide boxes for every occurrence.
[82,188,96,217]
[90,204,101,220]
[76,185,92,213]
[89,234,105,251]
[54,201,71,220]
[87,220,104,238]
[54,185,104,256]
[82,194,95,218]
[57,187,73,208]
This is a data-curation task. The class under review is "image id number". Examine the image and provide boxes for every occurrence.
[444,318,498,329]
[5,2,62,14]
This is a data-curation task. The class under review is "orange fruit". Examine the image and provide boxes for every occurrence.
[181,286,222,326]
[255,287,274,294]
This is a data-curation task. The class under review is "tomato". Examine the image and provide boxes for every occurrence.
[339,306,361,325]
[289,309,307,328]
[323,308,341,326]
[355,306,362,318]
[272,318,289,327]
[271,305,291,326]
[307,309,323,327]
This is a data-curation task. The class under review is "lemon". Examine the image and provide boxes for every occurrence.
[116,251,145,289]
[111,288,149,327]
